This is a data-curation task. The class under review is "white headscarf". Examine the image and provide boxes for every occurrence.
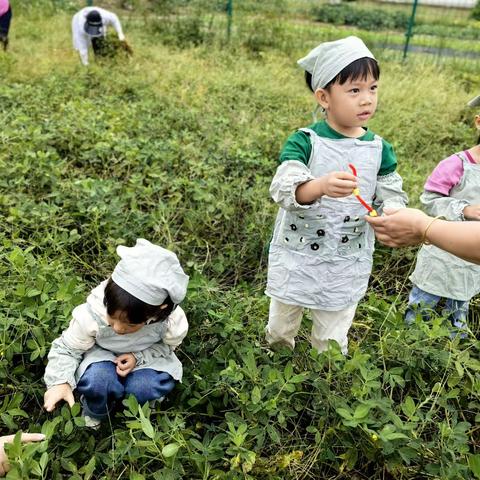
[297,36,376,91]
[112,239,189,306]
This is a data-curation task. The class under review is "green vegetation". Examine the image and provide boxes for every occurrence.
[471,0,480,20]
[1,1,479,479]
[313,4,409,32]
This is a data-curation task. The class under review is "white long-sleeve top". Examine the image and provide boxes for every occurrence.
[71,7,125,66]
[44,281,189,389]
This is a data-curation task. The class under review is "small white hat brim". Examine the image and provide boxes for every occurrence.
[467,95,480,107]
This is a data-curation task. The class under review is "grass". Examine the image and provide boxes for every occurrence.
[1,1,480,479]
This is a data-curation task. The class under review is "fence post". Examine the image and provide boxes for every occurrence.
[226,0,233,41]
[403,0,418,60]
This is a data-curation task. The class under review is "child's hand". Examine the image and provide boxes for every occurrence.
[296,172,357,204]
[463,204,480,220]
[319,171,357,198]
[115,353,136,377]
[43,384,75,412]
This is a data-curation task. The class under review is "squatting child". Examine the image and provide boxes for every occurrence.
[406,94,480,334]
[43,239,189,427]
[265,36,408,354]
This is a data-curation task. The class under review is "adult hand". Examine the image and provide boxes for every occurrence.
[463,204,480,220]
[115,353,136,377]
[365,207,429,247]
[320,171,357,198]
[0,433,46,477]
[43,383,75,412]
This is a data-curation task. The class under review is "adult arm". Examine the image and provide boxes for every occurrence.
[366,207,480,264]
[72,14,89,66]
[103,11,125,41]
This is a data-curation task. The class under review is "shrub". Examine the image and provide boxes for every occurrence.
[471,0,480,20]
[313,4,409,31]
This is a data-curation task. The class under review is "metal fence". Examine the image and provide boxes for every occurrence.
[15,0,479,71]
[142,0,480,71]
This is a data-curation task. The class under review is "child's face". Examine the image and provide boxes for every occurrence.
[107,311,145,335]
[315,73,378,136]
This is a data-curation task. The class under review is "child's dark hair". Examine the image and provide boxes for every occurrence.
[103,278,175,325]
[304,57,380,92]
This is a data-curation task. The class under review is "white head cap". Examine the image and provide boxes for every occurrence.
[297,36,376,91]
[111,239,189,306]
[468,95,480,107]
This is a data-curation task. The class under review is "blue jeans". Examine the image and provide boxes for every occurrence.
[76,361,176,420]
[405,285,469,333]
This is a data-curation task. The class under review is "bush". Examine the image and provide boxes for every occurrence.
[471,0,480,20]
[313,4,409,31]
[149,16,213,47]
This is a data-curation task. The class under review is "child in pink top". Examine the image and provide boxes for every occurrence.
[0,0,11,51]
[406,96,480,335]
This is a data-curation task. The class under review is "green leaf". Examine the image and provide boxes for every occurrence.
[469,454,480,479]
[336,408,353,420]
[79,456,96,480]
[353,404,371,420]
[39,451,48,471]
[289,374,306,384]
[138,407,155,439]
[162,443,180,458]
[266,424,281,444]
[64,419,73,435]
[284,362,293,381]
[401,396,416,418]
[189,438,204,451]
[455,361,464,378]
[130,472,146,480]
[30,460,43,477]
[71,402,81,417]
[251,386,261,404]
[60,458,78,473]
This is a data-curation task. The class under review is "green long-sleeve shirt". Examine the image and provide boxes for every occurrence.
[279,120,397,176]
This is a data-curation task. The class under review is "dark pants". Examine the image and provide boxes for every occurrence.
[0,7,12,51]
[91,36,106,56]
[76,361,176,420]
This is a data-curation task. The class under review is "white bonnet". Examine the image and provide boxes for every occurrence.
[297,36,376,91]
[111,239,189,306]
[467,95,480,107]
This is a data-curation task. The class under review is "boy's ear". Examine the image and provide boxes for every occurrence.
[314,88,329,110]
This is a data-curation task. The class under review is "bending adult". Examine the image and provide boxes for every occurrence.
[366,207,480,265]
[0,0,12,51]
[0,433,45,477]
[71,7,129,66]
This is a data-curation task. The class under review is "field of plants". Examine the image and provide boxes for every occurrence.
[1,0,480,479]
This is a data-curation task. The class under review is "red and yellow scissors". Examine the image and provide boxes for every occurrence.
[348,164,378,217]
